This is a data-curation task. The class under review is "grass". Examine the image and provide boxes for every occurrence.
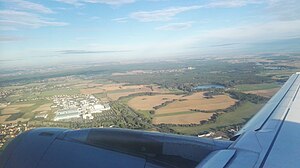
[92,79,113,84]
[136,110,152,120]
[0,100,52,122]
[93,92,107,98]
[5,112,24,121]
[118,95,153,120]
[106,88,136,94]
[235,83,280,92]
[5,94,22,102]
[171,101,264,135]
[40,88,80,97]
[258,69,295,77]
[167,88,186,94]
[10,100,51,119]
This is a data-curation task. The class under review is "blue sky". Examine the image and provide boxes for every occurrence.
[0,0,300,67]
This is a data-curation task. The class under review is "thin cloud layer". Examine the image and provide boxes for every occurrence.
[0,0,54,14]
[205,0,262,8]
[112,17,128,23]
[130,6,202,22]
[0,0,67,30]
[56,0,135,6]
[1,0,299,65]
[0,10,68,30]
[156,22,193,30]
[58,49,132,54]
[0,35,25,42]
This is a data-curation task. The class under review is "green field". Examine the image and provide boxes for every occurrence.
[40,88,80,97]
[235,83,280,91]
[5,112,24,121]
[107,88,136,94]
[136,110,152,120]
[5,100,52,120]
[171,101,264,135]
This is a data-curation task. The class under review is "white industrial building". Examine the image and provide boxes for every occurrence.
[54,109,81,121]
[91,104,110,113]
[35,113,48,119]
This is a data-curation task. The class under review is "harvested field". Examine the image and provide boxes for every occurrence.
[2,104,34,115]
[4,118,29,124]
[32,103,52,112]
[107,85,167,100]
[80,83,123,94]
[80,88,106,94]
[156,92,236,115]
[128,94,181,110]
[80,84,151,95]
[0,115,10,123]
[153,112,213,124]
[72,82,100,89]
[127,92,236,125]
[245,88,280,98]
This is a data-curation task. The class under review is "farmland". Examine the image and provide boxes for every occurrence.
[153,112,213,124]
[128,94,181,110]
[235,83,280,91]
[244,88,280,98]
[171,101,265,135]
[2,104,34,115]
[1,55,299,141]
[156,92,236,114]
[126,92,236,125]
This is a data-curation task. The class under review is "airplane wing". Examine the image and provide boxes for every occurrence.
[1,73,300,168]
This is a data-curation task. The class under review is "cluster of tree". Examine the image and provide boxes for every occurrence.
[227,91,269,104]
[153,99,176,110]
[109,60,274,91]
[190,101,241,113]
[109,101,153,130]
[203,90,224,98]
[118,92,157,100]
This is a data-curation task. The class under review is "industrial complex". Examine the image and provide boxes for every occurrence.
[52,95,110,121]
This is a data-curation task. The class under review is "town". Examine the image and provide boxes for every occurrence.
[0,123,34,150]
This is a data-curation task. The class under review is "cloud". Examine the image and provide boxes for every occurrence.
[0,0,54,14]
[112,17,128,23]
[266,0,300,21]
[90,16,101,20]
[142,19,300,56]
[0,10,68,30]
[181,19,300,54]
[199,20,300,43]
[205,0,262,8]
[156,22,193,30]
[58,49,132,54]
[209,43,240,47]
[130,5,202,22]
[0,35,25,42]
[56,0,84,6]
[56,0,135,6]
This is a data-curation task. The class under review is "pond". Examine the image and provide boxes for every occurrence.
[193,84,225,90]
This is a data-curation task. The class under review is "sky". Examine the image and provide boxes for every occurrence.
[0,0,300,67]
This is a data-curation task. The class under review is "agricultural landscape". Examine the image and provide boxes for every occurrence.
[1,54,300,151]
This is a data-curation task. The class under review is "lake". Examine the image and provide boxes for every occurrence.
[193,84,225,90]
